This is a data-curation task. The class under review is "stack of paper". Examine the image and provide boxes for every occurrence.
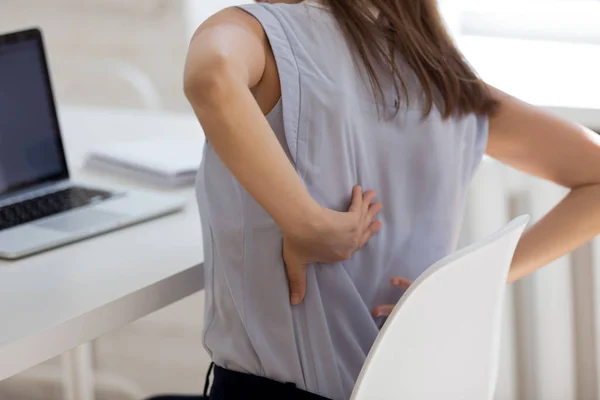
[85,138,204,187]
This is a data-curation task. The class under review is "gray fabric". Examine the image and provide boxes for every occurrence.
[195,3,488,399]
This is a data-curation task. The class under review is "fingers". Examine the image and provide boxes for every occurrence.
[285,258,307,305]
[349,186,383,250]
[359,194,383,248]
[357,190,383,248]
[360,220,382,248]
[348,185,363,213]
[362,190,377,214]
[349,187,379,215]
[372,304,395,318]
[362,192,381,232]
[371,277,413,321]
[367,201,383,221]
[391,276,413,291]
[348,187,381,217]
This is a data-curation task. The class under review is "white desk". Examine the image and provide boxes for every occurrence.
[0,107,206,399]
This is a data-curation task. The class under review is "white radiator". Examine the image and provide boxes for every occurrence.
[466,159,597,400]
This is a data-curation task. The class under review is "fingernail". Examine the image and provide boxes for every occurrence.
[291,294,301,305]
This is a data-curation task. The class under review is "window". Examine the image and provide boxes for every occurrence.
[441,0,600,43]
[439,1,600,110]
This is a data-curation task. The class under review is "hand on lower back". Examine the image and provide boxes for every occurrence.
[283,186,383,305]
[371,277,414,324]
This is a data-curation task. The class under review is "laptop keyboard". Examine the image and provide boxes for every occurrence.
[0,187,113,232]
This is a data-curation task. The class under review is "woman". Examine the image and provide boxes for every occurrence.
[184,0,600,399]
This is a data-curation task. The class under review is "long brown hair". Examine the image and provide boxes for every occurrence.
[324,0,497,118]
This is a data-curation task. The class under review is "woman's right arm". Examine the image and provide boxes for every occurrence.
[184,8,382,303]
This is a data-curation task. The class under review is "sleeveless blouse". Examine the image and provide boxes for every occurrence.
[196,3,489,399]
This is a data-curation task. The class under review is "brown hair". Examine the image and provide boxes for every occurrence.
[324,0,497,118]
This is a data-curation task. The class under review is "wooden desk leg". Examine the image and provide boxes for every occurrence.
[61,343,95,400]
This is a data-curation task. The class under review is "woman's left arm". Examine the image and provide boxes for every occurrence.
[486,86,600,283]
[373,88,600,318]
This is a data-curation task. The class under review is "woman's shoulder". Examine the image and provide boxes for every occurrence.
[189,6,266,43]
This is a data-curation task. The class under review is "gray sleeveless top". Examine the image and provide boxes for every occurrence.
[196,2,488,399]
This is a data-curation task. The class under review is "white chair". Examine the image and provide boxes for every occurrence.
[351,216,529,400]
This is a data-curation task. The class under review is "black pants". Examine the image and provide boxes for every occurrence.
[146,363,330,400]
[146,397,204,400]
[208,364,332,400]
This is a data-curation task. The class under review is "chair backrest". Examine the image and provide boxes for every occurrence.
[351,216,529,400]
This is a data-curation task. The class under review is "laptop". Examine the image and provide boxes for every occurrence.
[0,28,185,260]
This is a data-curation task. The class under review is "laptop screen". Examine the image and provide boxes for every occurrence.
[0,30,68,197]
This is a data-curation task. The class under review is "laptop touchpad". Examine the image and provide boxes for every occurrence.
[36,209,125,232]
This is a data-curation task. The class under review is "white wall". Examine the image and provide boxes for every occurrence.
[183,0,246,39]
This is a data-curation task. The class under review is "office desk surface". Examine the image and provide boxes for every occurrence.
[0,107,206,381]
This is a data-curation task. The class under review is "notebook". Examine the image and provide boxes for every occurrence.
[85,138,204,187]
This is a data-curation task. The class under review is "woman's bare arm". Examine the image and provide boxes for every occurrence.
[486,87,600,283]
[184,8,382,303]
[185,8,320,235]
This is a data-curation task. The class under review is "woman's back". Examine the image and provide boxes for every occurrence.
[196,2,487,398]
